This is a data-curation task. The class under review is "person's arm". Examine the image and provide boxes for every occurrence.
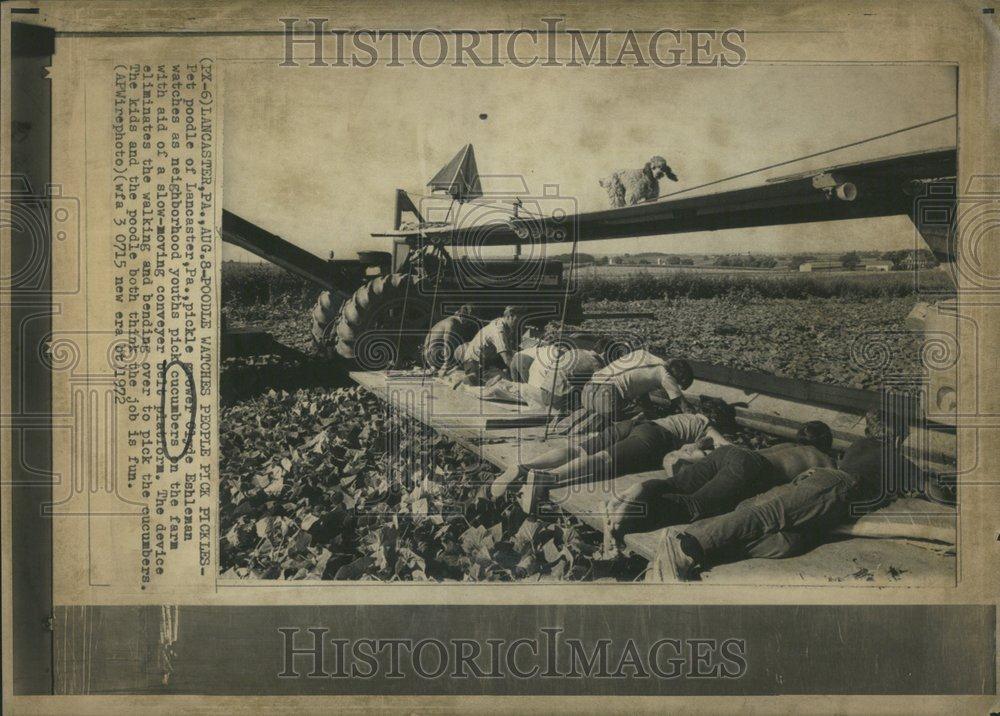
[921,470,956,505]
[643,391,692,416]
[658,369,694,413]
[444,339,471,375]
[436,326,456,374]
[637,393,658,418]
[886,448,955,504]
[514,383,550,409]
[495,322,516,370]
[662,443,710,475]
[652,392,693,414]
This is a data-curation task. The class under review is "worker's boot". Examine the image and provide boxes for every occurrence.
[647,528,699,583]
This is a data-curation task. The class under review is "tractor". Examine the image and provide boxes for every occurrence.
[222,141,961,426]
[221,145,586,369]
[307,231,585,369]
[222,214,586,370]
[221,145,583,370]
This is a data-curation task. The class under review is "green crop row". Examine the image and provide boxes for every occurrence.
[221,261,955,311]
[571,269,953,301]
[221,262,317,310]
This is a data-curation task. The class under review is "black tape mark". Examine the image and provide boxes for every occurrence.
[158,359,197,463]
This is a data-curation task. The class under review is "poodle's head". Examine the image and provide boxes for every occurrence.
[647,156,678,182]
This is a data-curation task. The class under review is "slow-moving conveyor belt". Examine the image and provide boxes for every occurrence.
[351,368,956,586]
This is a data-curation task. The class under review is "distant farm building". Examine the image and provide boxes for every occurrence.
[864,261,894,272]
[799,260,842,272]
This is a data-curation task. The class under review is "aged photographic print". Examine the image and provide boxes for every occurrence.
[218,61,958,585]
[3,0,999,711]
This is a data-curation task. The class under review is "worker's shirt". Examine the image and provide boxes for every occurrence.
[509,345,545,382]
[525,346,560,388]
[590,349,682,402]
[514,346,546,362]
[528,348,603,397]
[652,412,711,445]
[463,318,516,364]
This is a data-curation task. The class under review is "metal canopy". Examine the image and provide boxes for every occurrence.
[382,147,957,255]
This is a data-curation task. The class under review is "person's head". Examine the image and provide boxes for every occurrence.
[795,420,833,453]
[697,397,738,433]
[455,304,474,317]
[502,305,525,325]
[864,407,908,445]
[667,359,694,390]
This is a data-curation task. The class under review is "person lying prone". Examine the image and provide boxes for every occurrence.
[555,350,695,436]
[480,345,603,411]
[489,412,719,508]
[646,409,952,582]
[606,421,836,539]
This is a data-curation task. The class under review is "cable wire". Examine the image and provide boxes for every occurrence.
[658,113,956,201]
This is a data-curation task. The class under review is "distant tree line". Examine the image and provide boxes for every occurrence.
[594,249,938,271]
[840,252,861,269]
[713,254,778,269]
[549,252,597,265]
[787,249,939,271]
[631,255,696,265]
[879,249,938,269]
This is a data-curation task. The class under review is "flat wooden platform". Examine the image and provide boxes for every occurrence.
[352,370,956,586]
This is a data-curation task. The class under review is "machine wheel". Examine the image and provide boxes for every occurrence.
[313,273,433,369]
[310,290,343,351]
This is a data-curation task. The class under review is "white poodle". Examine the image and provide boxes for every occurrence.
[600,156,678,208]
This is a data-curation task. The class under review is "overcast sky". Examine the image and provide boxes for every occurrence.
[222,63,955,261]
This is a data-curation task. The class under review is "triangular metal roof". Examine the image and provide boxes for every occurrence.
[426,144,483,203]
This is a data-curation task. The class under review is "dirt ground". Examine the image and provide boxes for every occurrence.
[225,294,923,390]
[218,294,926,582]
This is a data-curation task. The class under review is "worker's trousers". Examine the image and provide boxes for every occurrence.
[656,446,778,523]
[684,467,861,560]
